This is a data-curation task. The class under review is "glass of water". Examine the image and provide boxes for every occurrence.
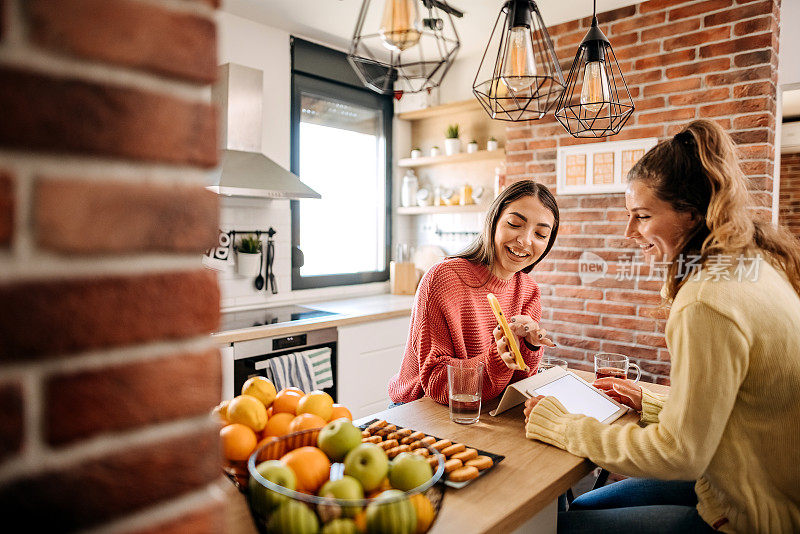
[538,355,568,373]
[447,360,484,424]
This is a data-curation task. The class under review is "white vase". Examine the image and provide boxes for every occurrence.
[430,147,440,157]
[487,140,499,151]
[236,251,261,277]
[467,142,478,154]
[445,138,461,156]
[410,149,421,159]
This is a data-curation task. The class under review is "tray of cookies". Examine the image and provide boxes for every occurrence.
[358,419,504,489]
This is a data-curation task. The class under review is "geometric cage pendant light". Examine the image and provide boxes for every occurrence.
[473,0,565,122]
[348,0,462,99]
[554,0,634,137]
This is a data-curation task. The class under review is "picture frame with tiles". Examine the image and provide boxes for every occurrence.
[556,138,658,195]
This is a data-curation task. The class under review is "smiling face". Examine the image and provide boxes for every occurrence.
[624,180,697,261]
[491,195,555,280]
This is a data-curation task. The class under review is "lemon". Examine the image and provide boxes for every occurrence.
[211,399,231,424]
[227,394,268,432]
[242,376,277,408]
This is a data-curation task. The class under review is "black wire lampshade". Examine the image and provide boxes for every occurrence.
[554,15,635,137]
[348,0,461,99]
[473,0,565,122]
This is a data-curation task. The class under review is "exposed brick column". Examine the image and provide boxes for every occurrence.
[0,0,223,531]
[779,152,800,239]
[507,0,781,384]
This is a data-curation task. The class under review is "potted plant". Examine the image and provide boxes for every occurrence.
[430,145,440,157]
[487,136,499,151]
[410,147,422,159]
[235,234,262,277]
[444,124,460,156]
[467,139,479,154]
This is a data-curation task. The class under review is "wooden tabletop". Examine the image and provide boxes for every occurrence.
[225,371,670,534]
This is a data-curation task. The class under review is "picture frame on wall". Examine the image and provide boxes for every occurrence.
[556,138,658,195]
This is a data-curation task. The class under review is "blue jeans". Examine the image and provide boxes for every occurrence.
[558,478,715,533]
[388,401,405,409]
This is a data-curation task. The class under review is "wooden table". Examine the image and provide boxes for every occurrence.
[226,371,669,534]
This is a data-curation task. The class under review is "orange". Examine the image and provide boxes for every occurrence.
[286,386,305,395]
[288,413,327,433]
[220,423,258,461]
[280,446,330,493]
[262,412,295,438]
[410,493,435,534]
[272,388,304,415]
[366,477,392,499]
[255,435,278,451]
[330,403,353,421]
[266,406,273,418]
[241,376,277,408]
[227,394,268,432]
[353,510,367,533]
[297,390,334,421]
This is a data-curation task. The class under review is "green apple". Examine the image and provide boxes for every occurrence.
[318,476,364,518]
[248,460,297,515]
[266,500,320,534]
[365,489,416,534]
[320,518,358,534]
[318,419,363,461]
[388,452,433,492]
[343,443,390,492]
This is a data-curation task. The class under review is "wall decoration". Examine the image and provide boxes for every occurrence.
[557,138,657,195]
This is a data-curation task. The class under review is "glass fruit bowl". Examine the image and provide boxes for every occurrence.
[236,428,446,534]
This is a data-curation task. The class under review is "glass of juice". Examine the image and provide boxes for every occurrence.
[594,353,641,382]
[447,360,484,424]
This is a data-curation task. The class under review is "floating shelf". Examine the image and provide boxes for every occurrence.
[396,204,488,215]
[396,99,483,121]
[398,149,505,168]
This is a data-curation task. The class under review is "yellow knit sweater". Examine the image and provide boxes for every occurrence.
[526,258,800,533]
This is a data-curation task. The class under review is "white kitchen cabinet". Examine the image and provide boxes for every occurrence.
[337,315,411,419]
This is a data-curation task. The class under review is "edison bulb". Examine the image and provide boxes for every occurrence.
[500,26,537,92]
[379,0,421,52]
[580,61,610,114]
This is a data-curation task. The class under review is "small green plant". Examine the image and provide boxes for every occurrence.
[470,139,477,144]
[413,146,421,151]
[445,124,460,139]
[489,136,497,142]
[236,235,261,254]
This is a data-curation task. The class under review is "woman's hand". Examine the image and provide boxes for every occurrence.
[523,395,546,423]
[509,315,556,348]
[493,325,524,370]
[593,378,643,412]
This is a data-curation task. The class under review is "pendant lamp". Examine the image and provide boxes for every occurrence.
[554,0,634,137]
[473,0,565,122]
[348,0,462,99]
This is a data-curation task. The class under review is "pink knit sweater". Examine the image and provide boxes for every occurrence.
[388,258,543,405]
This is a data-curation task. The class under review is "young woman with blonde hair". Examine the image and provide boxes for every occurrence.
[524,120,800,533]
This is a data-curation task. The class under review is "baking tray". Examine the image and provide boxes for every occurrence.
[358,418,505,489]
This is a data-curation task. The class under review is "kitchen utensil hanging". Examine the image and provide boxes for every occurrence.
[254,243,265,290]
[266,227,277,294]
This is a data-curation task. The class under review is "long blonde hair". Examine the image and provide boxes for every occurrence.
[629,119,800,299]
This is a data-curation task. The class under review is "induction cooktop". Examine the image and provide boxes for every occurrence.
[217,305,339,332]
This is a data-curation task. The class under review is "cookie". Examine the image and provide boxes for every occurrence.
[441,443,466,457]
[362,435,381,444]
[376,424,397,437]
[386,432,403,441]
[378,439,398,451]
[427,456,439,468]
[395,428,413,437]
[386,444,411,458]
[452,448,478,462]
[465,455,493,471]
[367,420,387,432]
[419,436,436,447]
[401,431,426,445]
[448,465,480,482]
[408,440,424,450]
[412,447,430,457]
[431,439,452,452]
[444,458,463,473]
[361,430,371,438]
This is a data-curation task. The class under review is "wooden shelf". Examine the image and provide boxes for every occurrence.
[396,99,483,121]
[398,149,505,168]
[396,204,488,215]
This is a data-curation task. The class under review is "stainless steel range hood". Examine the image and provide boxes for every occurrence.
[208,63,320,199]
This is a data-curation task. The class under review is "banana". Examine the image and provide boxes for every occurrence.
[487,293,527,371]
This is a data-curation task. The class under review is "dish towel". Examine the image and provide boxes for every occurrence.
[302,347,334,390]
[263,352,316,392]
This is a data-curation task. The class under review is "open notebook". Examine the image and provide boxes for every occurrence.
[490,367,628,424]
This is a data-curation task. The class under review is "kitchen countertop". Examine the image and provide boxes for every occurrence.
[211,294,415,344]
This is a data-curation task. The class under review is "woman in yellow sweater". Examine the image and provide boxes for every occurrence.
[524,119,800,533]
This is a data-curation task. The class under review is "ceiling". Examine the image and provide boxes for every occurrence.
[221,0,641,57]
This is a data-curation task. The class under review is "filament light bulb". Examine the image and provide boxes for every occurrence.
[500,26,537,92]
[580,60,610,114]
[379,0,421,52]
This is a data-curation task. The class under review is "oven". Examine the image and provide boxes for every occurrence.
[218,305,340,401]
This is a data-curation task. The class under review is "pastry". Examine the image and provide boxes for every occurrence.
[465,455,493,471]
[419,436,436,447]
[395,428,414,437]
[386,444,411,458]
[376,424,397,437]
[367,420,387,432]
[441,443,466,457]
[362,435,381,444]
[444,458,463,473]
[448,465,480,482]
[379,439,399,450]
[452,448,478,462]
[412,447,430,457]
[431,439,452,452]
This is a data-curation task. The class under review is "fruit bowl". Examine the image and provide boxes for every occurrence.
[238,428,446,534]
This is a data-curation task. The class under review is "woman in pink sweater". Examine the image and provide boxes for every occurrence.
[388,180,559,405]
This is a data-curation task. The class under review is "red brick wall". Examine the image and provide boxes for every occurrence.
[780,152,800,239]
[0,0,223,531]
[508,0,780,384]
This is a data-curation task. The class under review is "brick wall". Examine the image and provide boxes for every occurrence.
[0,0,224,532]
[779,151,800,239]
[507,0,780,384]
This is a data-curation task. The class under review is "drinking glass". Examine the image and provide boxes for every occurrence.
[594,353,641,382]
[447,360,484,424]
[538,355,568,373]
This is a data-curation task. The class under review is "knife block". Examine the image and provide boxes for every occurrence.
[390,261,419,295]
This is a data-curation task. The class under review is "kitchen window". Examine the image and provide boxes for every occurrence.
[290,39,392,290]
